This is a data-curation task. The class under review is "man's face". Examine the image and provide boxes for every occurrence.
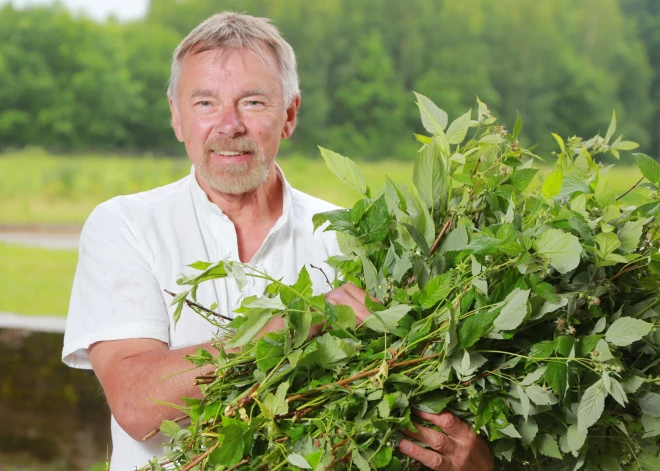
[169,46,299,195]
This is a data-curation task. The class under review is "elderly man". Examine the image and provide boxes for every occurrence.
[62,12,492,471]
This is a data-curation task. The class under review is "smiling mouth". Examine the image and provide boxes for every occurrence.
[213,150,252,156]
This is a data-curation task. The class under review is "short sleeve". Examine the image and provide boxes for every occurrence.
[62,202,169,369]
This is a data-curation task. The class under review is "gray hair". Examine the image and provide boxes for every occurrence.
[167,12,299,106]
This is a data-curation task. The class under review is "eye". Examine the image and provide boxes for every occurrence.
[196,101,211,107]
[245,100,263,106]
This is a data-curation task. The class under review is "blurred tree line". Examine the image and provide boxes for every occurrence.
[0,0,658,160]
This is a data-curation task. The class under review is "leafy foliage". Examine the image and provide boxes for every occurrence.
[147,97,660,471]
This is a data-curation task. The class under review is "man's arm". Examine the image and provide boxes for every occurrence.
[89,338,215,441]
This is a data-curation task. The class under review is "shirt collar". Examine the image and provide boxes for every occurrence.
[189,163,293,223]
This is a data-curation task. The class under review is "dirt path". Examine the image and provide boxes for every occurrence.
[0,312,67,332]
[0,224,81,250]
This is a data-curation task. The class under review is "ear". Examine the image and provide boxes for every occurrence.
[169,96,184,142]
[281,94,301,140]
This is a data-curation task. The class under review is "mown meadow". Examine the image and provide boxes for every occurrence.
[0,150,648,316]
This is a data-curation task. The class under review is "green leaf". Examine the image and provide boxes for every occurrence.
[159,419,181,439]
[544,362,568,399]
[519,417,538,444]
[212,424,245,466]
[225,308,274,349]
[618,220,645,254]
[639,393,660,417]
[606,376,628,407]
[420,272,453,309]
[493,288,530,331]
[500,424,522,438]
[351,448,371,471]
[621,375,646,394]
[414,91,448,134]
[530,341,555,359]
[256,334,285,371]
[362,304,412,333]
[595,177,616,208]
[578,379,606,433]
[315,334,356,368]
[525,385,559,406]
[415,393,454,414]
[604,110,616,143]
[513,111,523,138]
[263,381,289,417]
[438,225,469,253]
[605,317,653,346]
[458,309,499,349]
[360,195,390,243]
[635,153,660,185]
[534,228,582,274]
[567,424,587,454]
[509,168,538,193]
[319,146,367,195]
[372,446,393,468]
[612,140,639,151]
[542,169,563,199]
[537,434,562,459]
[446,109,472,144]
[594,232,621,258]
[413,139,448,213]
[287,453,312,469]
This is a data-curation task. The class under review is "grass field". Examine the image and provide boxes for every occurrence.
[0,150,650,316]
[0,242,77,315]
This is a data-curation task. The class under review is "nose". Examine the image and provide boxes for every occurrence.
[215,105,246,137]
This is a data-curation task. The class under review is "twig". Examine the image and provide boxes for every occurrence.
[325,452,352,470]
[286,353,441,403]
[332,437,350,450]
[310,264,332,286]
[430,219,453,254]
[180,443,218,471]
[165,289,233,321]
[616,176,644,201]
[227,458,250,470]
[225,382,260,417]
[142,414,189,441]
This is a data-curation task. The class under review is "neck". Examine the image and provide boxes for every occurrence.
[195,163,284,224]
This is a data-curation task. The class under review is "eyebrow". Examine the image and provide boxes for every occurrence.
[189,88,270,100]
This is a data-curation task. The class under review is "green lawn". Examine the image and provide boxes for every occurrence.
[0,242,77,315]
[0,151,650,316]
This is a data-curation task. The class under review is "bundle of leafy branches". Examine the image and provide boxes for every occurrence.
[145,96,660,471]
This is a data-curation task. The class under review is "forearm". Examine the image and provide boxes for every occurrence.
[96,341,217,441]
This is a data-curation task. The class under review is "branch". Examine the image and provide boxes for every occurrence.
[227,458,250,470]
[616,176,644,201]
[180,443,218,471]
[430,219,453,255]
[165,289,233,321]
[310,264,332,286]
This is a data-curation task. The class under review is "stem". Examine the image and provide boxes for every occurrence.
[616,176,644,201]
[325,452,352,470]
[286,354,441,403]
[430,219,453,254]
[311,264,332,286]
[227,458,250,470]
[165,289,233,321]
[179,443,218,471]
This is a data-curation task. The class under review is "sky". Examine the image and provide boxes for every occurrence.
[3,0,149,21]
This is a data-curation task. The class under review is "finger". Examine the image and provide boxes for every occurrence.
[399,439,451,471]
[340,283,381,305]
[402,422,455,455]
[413,410,474,442]
[325,288,371,324]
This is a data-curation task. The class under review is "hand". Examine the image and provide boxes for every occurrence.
[324,283,373,325]
[399,410,494,471]
[258,284,373,339]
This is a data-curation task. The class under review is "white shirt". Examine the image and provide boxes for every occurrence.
[62,165,340,470]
